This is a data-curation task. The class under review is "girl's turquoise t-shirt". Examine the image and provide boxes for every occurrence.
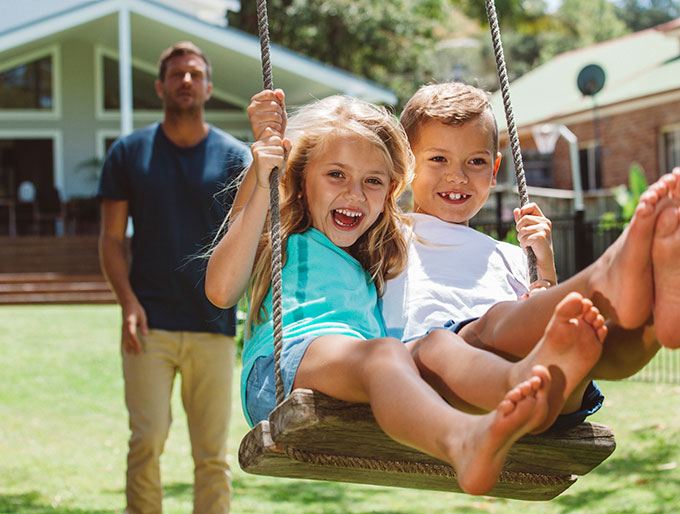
[240,228,386,418]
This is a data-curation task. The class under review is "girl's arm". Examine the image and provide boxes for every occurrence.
[206,91,289,309]
[514,202,558,288]
[230,89,287,222]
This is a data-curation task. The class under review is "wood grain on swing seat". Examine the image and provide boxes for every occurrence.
[239,388,616,501]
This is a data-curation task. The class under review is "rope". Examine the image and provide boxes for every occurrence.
[485,0,538,283]
[256,0,285,405]
[284,446,571,486]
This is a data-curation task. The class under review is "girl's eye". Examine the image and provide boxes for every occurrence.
[430,156,446,163]
[366,178,384,185]
[328,171,343,178]
[470,158,487,166]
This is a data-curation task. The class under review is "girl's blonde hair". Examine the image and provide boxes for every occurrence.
[248,95,413,327]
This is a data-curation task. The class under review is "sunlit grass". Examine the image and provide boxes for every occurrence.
[1,305,678,513]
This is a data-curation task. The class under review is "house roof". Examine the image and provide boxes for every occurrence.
[0,0,397,107]
[490,19,680,132]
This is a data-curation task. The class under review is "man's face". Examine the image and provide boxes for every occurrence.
[410,115,501,225]
[155,53,212,114]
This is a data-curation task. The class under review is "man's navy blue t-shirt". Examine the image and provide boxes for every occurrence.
[98,123,251,336]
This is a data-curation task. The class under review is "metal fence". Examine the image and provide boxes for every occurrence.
[471,215,680,384]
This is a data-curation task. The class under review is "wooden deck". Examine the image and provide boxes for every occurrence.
[0,236,115,305]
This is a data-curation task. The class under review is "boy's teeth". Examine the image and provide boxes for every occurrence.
[443,192,468,200]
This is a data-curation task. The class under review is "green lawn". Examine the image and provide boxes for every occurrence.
[1,305,679,513]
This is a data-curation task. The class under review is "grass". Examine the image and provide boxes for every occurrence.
[1,305,679,513]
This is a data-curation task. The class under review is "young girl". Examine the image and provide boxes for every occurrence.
[206,90,606,495]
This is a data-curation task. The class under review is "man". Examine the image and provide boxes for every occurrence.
[98,42,251,513]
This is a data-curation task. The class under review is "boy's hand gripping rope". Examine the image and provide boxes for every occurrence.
[256,0,285,406]
[485,0,538,283]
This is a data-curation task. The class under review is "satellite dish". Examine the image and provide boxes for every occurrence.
[577,64,606,96]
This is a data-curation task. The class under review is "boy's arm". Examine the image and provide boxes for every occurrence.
[514,202,558,288]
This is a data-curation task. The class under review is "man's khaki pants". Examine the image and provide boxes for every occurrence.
[123,329,235,514]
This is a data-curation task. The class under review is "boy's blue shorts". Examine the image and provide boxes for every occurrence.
[434,318,605,431]
[244,333,317,426]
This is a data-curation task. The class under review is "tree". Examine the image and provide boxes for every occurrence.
[227,0,451,106]
[614,0,679,32]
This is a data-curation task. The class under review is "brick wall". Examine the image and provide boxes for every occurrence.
[511,97,680,191]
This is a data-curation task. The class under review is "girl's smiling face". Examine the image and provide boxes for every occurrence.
[303,134,391,250]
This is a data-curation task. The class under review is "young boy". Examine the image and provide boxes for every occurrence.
[383,82,557,343]
[383,82,680,432]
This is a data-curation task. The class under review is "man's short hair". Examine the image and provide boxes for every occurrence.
[400,82,498,152]
[157,41,212,82]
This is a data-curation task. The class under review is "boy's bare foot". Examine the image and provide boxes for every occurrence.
[451,368,550,495]
[652,204,680,349]
[588,171,680,328]
[510,292,607,434]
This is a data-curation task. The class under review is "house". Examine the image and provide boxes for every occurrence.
[489,17,680,220]
[0,0,396,238]
[0,0,396,301]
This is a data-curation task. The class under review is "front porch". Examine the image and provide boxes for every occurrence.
[0,235,115,305]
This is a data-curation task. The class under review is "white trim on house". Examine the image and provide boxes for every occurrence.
[0,129,64,195]
[0,0,120,53]
[95,128,121,159]
[0,44,61,120]
[1,0,395,105]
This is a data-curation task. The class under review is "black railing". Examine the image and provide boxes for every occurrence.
[470,215,625,282]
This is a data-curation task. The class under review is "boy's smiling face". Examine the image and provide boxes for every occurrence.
[410,114,501,225]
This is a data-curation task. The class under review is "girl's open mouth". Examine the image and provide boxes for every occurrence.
[332,208,363,227]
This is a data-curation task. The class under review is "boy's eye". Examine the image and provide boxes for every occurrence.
[469,158,487,165]
[328,171,344,178]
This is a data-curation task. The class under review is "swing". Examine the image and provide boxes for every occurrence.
[237,0,616,501]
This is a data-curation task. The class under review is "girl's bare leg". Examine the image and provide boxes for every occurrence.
[652,204,680,348]
[293,335,550,495]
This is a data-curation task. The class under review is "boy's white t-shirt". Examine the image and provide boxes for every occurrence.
[382,213,530,341]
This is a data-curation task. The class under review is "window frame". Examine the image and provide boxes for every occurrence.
[0,45,61,120]
[578,140,603,191]
[659,122,680,176]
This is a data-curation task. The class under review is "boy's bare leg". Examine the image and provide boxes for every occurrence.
[508,292,607,433]
[652,204,680,348]
[412,293,605,433]
[459,171,680,357]
[294,335,550,495]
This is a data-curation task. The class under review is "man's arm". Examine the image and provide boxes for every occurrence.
[99,198,147,354]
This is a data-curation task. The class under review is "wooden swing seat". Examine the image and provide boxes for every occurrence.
[239,388,616,501]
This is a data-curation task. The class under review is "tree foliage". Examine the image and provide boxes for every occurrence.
[227,0,679,105]
[228,0,451,106]
[613,0,678,31]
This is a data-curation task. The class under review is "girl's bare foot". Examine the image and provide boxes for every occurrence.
[652,204,680,348]
[451,368,550,495]
[588,171,679,328]
[510,292,607,433]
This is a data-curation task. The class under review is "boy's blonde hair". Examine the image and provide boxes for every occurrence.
[400,82,498,152]
[248,95,413,326]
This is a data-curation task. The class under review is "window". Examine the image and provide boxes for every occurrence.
[578,143,602,191]
[662,127,680,172]
[102,56,241,111]
[0,56,53,110]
